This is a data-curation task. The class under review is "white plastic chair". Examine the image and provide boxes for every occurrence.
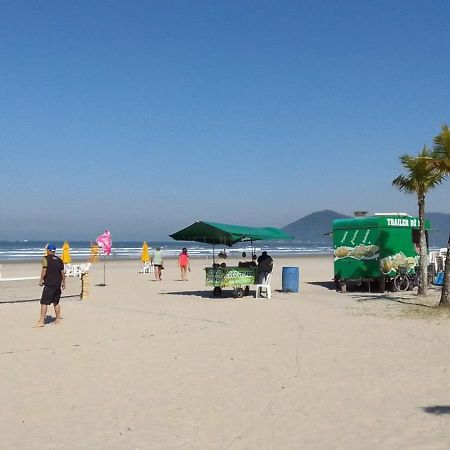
[65,263,91,278]
[64,264,77,277]
[140,262,154,274]
[79,263,91,274]
[255,272,273,299]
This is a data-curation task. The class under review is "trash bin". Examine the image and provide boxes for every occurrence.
[282,267,299,292]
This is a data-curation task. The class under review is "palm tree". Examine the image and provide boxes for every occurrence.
[431,125,450,306]
[393,147,445,295]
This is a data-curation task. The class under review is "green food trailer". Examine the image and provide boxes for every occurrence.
[333,213,430,292]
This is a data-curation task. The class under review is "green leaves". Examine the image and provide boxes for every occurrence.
[432,124,450,174]
[392,145,445,196]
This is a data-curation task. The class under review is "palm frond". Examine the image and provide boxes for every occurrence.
[392,174,417,194]
[393,147,445,195]
[432,124,450,174]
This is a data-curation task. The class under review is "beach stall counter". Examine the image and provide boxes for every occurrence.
[205,265,257,298]
[333,213,430,293]
[170,220,293,298]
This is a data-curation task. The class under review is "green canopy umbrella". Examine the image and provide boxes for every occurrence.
[170,221,293,297]
[169,220,293,246]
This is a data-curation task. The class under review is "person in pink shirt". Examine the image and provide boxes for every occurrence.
[178,247,190,281]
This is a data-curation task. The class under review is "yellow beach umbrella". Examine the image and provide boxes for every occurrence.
[141,241,150,263]
[90,242,100,263]
[62,241,72,264]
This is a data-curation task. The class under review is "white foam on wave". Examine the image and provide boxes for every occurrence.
[0,242,333,261]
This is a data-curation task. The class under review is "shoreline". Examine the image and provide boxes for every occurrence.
[0,252,334,265]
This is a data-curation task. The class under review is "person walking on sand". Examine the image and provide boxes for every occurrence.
[178,247,190,281]
[152,247,164,281]
[35,243,65,327]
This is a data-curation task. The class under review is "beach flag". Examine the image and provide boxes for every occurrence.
[96,230,112,256]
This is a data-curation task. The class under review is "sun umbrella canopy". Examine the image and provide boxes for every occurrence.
[141,241,150,262]
[169,221,293,246]
[90,243,100,263]
[62,241,71,264]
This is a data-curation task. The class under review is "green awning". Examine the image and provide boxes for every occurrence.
[169,221,294,246]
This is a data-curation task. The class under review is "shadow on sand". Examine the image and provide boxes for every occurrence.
[351,293,434,308]
[161,290,245,300]
[422,405,450,415]
[306,281,337,291]
[43,315,57,324]
[0,294,80,305]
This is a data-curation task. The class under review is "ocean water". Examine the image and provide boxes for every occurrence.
[0,240,333,262]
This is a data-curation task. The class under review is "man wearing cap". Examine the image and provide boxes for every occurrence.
[35,244,65,327]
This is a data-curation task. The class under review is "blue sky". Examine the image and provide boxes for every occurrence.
[1,0,449,240]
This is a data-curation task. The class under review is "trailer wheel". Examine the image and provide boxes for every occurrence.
[393,274,410,292]
[235,288,244,298]
[213,287,222,297]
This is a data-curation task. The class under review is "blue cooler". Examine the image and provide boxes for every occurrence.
[282,267,299,292]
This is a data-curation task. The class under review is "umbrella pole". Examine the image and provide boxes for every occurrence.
[212,243,217,296]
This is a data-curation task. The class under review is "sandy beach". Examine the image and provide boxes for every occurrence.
[1,255,450,449]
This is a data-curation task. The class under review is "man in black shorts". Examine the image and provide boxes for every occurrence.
[36,243,65,327]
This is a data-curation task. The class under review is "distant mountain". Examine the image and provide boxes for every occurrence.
[282,210,350,242]
[282,210,449,247]
[427,212,450,248]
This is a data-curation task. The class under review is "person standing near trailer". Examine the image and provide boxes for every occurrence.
[257,251,273,284]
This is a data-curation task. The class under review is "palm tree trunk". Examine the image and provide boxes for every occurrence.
[417,195,428,296]
[439,233,450,306]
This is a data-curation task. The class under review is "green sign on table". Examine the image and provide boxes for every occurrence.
[205,266,257,287]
